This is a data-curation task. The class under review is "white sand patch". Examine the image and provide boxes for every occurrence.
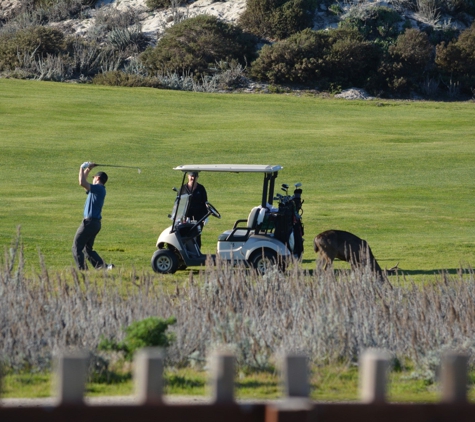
[87,0,247,41]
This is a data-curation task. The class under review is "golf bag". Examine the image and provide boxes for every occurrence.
[274,204,293,245]
[273,187,304,258]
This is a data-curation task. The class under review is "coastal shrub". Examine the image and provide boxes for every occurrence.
[339,5,402,41]
[107,25,150,52]
[4,0,88,26]
[145,0,171,10]
[435,23,475,94]
[379,28,435,94]
[98,316,177,361]
[140,15,257,78]
[250,28,329,84]
[0,26,65,70]
[251,27,380,89]
[324,28,381,89]
[92,70,162,87]
[389,28,433,70]
[238,0,317,40]
[269,0,318,40]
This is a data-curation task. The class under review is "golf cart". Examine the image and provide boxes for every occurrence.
[151,164,304,274]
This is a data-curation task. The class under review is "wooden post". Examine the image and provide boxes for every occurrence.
[441,352,468,404]
[282,353,309,398]
[266,353,311,422]
[209,350,235,404]
[134,348,164,405]
[55,350,89,406]
[359,349,390,404]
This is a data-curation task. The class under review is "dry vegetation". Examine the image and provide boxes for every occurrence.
[2,230,474,380]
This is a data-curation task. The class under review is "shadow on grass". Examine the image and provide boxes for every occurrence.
[236,379,278,389]
[394,268,461,276]
[183,260,468,278]
[167,374,205,389]
[90,372,132,384]
[301,267,468,277]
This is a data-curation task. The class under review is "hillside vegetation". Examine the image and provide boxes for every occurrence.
[0,0,474,98]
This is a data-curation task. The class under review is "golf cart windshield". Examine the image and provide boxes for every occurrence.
[170,194,190,224]
[170,164,283,233]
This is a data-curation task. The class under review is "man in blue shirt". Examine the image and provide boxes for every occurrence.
[72,162,109,270]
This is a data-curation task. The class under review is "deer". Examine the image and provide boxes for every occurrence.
[313,229,397,283]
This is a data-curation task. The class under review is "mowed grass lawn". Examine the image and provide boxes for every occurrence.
[1,78,475,275]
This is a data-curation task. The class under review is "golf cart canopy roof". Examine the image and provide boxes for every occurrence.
[174,165,283,208]
[174,164,283,173]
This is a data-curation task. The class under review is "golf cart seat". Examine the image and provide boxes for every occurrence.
[218,206,262,242]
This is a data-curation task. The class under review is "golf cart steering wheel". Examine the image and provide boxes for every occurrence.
[206,202,221,219]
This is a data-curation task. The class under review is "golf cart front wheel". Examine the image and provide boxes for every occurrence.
[250,249,279,274]
[151,249,179,274]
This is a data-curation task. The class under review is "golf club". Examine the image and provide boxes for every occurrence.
[95,164,142,174]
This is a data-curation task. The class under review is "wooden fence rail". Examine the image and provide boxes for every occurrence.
[1,348,474,422]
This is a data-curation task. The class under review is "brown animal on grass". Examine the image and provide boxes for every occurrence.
[313,229,397,283]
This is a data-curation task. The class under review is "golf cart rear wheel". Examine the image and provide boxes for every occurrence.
[151,249,179,274]
[250,250,278,274]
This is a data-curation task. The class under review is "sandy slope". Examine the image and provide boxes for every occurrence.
[63,0,247,41]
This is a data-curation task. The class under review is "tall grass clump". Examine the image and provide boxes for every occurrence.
[1,231,474,380]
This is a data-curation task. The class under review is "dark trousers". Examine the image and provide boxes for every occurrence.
[72,219,104,270]
[196,222,204,249]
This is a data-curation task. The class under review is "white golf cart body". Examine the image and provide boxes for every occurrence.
[152,164,302,273]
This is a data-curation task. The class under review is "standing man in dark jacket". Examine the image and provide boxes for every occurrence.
[181,171,208,248]
[72,161,111,270]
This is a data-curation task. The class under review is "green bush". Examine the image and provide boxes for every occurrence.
[436,23,475,93]
[238,0,317,40]
[145,0,171,10]
[0,26,65,70]
[389,28,433,71]
[325,28,381,89]
[92,71,162,87]
[98,316,177,361]
[140,15,257,78]
[339,5,402,41]
[251,27,380,89]
[10,0,88,25]
[378,28,434,95]
[250,28,329,84]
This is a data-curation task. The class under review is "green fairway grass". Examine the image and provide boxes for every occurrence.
[1,79,475,275]
[3,366,475,403]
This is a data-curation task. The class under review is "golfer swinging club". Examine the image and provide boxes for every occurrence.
[72,161,112,270]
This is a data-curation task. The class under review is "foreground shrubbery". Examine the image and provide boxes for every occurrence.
[1,232,474,382]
